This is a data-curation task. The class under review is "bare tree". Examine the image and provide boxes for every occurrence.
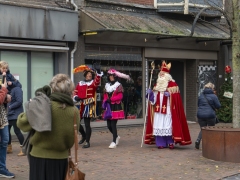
[199,0,240,127]
[231,0,240,128]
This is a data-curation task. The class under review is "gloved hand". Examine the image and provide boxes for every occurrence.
[146,89,154,103]
[74,96,81,102]
[147,89,152,95]
[164,91,170,97]
[93,62,101,74]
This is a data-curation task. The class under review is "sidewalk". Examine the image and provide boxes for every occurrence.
[7,122,240,180]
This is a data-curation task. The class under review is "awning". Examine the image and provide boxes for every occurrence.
[0,3,78,42]
[80,7,230,39]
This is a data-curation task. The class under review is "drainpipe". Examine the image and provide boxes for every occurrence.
[153,0,157,8]
[184,0,189,14]
[68,0,78,81]
[71,42,77,81]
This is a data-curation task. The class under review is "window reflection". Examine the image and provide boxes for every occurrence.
[85,45,143,121]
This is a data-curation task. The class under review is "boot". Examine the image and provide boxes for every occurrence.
[17,146,25,156]
[7,144,12,154]
[82,142,90,148]
[195,140,200,149]
[78,137,86,145]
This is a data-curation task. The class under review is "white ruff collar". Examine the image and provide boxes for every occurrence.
[105,82,120,93]
[79,80,93,86]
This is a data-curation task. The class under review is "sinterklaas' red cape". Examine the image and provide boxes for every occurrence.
[144,81,192,145]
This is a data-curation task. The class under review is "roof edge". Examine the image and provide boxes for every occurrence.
[80,29,231,40]
[86,0,155,10]
[0,0,78,13]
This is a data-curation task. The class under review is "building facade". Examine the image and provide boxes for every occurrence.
[0,0,78,103]
[74,0,230,122]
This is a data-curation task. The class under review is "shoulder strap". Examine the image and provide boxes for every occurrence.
[203,94,216,111]
[68,110,78,165]
[73,110,78,164]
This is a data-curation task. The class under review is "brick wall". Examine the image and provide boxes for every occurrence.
[186,60,198,122]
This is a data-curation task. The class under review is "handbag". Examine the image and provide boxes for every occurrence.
[22,129,35,161]
[203,94,219,124]
[65,111,85,180]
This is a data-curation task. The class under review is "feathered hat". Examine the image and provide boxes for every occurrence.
[73,65,93,73]
[160,60,171,73]
[107,69,130,80]
[73,65,96,78]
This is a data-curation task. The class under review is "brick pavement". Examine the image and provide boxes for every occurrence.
[7,123,240,180]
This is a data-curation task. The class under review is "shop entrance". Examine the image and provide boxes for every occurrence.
[148,60,184,102]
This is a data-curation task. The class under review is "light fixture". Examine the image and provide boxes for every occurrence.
[83,32,98,36]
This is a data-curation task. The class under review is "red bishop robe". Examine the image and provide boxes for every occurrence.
[144,81,192,145]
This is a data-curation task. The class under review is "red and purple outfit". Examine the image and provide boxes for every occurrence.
[102,81,124,120]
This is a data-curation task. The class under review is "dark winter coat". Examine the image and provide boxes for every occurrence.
[7,81,23,120]
[0,70,17,92]
[197,88,221,119]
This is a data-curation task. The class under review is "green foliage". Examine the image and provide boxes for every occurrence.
[217,73,233,123]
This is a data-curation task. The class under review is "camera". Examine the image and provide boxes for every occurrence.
[0,75,6,85]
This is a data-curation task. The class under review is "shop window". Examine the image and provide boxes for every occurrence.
[0,51,54,104]
[31,52,54,98]
[86,59,143,121]
[198,60,217,96]
[0,51,28,104]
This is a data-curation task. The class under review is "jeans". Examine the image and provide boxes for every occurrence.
[0,125,9,170]
[197,118,215,142]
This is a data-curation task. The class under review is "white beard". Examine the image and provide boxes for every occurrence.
[153,73,173,92]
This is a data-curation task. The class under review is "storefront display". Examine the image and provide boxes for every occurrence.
[84,45,143,121]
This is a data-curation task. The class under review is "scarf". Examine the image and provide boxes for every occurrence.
[50,92,74,106]
[35,85,74,106]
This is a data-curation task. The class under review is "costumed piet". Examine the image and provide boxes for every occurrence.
[102,69,131,149]
[144,61,191,149]
[73,63,103,148]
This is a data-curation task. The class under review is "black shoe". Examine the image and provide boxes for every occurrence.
[195,140,200,149]
[78,137,86,144]
[82,142,90,148]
